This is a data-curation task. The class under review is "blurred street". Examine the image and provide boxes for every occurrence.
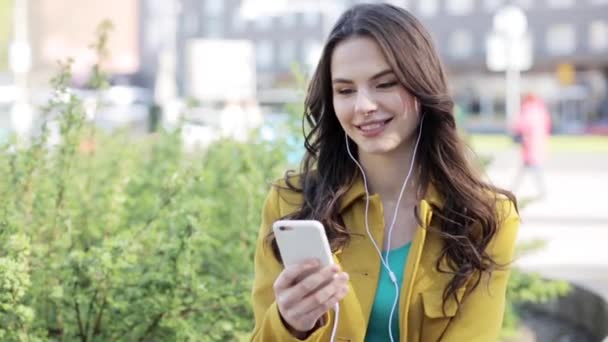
[485,147,608,300]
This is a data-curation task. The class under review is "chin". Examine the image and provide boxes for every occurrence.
[358,142,399,155]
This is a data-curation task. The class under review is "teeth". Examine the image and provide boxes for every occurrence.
[360,122,384,131]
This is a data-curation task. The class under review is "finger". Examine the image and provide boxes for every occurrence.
[280,274,349,330]
[273,259,320,292]
[290,272,350,318]
[298,284,349,324]
[277,265,339,309]
[296,272,349,316]
[293,264,340,298]
[293,263,321,284]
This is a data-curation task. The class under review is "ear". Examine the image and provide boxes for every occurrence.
[414,99,419,113]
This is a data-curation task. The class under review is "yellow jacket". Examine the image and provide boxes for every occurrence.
[251,177,520,341]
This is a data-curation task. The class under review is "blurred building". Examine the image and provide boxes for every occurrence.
[0,0,154,139]
[411,0,608,133]
[29,0,139,86]
[137,0,608,133]
[2,0,607,134]
[138,0,327,105]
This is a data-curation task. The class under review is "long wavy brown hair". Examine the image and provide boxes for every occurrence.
[266,3,517,310]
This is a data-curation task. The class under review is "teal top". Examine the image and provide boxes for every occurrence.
[364,242,412,342]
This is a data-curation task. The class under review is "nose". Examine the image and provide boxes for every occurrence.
[354,89,378,115]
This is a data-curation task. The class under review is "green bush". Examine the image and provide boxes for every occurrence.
[501,240,570,339]
[0,25,289,340]
[0,87,289,341]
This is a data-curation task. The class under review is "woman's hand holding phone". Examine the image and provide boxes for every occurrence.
[273,258,349,338]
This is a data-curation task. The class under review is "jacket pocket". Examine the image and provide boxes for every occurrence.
[420,287,466,341]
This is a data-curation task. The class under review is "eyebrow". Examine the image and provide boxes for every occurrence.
[332,69,394,84]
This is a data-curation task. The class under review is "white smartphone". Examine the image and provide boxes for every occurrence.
[272,220,334,268]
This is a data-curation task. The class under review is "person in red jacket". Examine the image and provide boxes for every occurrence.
[511,93,551,198]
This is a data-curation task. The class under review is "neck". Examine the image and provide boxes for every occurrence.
[358,141,420,202]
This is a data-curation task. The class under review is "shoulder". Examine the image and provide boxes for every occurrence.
[489,195,520,263]
[264,173,308,218]
[495,194,519,222]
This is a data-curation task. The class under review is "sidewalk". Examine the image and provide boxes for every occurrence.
[483,148,608,301]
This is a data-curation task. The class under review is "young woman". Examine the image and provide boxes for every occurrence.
[251,4,519,341]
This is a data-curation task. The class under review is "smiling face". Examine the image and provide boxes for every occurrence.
[330,36,419,156]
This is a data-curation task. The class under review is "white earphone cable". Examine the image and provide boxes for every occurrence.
[330,303,339,341]
[341,114,425,342]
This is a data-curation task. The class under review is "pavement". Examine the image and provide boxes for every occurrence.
[482,147,608,300]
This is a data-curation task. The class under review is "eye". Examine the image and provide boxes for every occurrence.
[377,81,398,89]
[336,88,355,95]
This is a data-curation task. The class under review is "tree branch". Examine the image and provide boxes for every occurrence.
[138,312,165,342]
[73,297,86,342]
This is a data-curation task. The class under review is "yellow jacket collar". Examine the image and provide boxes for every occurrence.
[339,174,444,212]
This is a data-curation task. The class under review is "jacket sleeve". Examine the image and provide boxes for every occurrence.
[441,199,520,342]
[250,186,331,341]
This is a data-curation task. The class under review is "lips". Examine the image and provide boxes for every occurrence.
[356,118,393,137]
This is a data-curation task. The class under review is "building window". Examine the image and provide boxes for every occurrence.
[446,0,474,15]
[302,12,320,27]
[254,16,273,30]
[203,0,224,16]
[386,0,409,8]
[449,30,474,58]
[514,0,534,9]
[204,17,223,38]
[232,14,249,32]
[589,21,608,51]
[279,41,296,68]
[256,40,274,69]
[546,0,575,8]
[183,12,199,36]
[546,24,576,55]
[280,13,297,29]
[483,0,504,12]
[304,39,323,67]
[418,0,438,17]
